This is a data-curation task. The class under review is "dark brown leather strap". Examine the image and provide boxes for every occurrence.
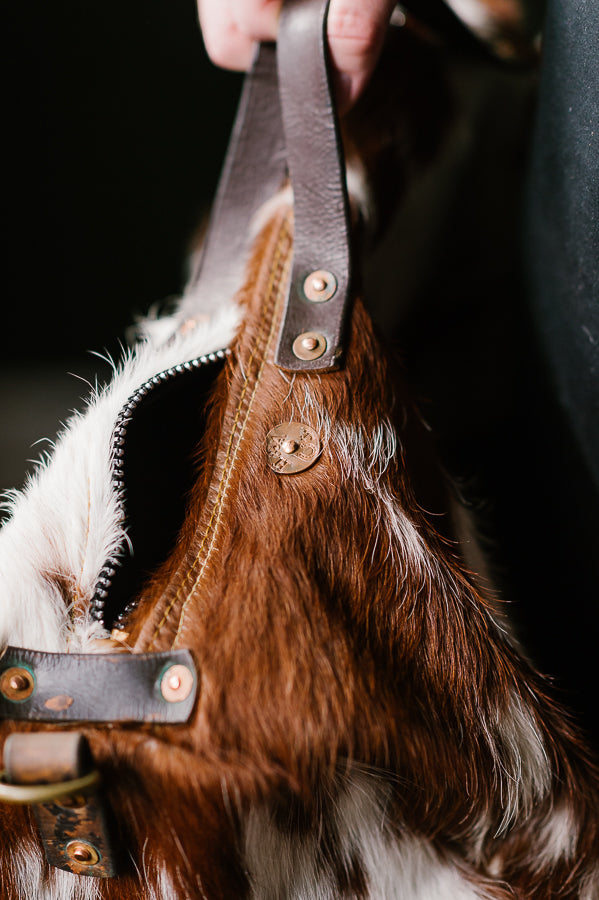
[3,732,116,877]
[188,0,352,371]
[0,647,197,723]
[274,0,352,371]
[181,42,287,320]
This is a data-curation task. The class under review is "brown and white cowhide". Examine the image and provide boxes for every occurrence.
[1,4,598,899]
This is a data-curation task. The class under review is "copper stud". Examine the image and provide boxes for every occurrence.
[292,332,327,361]
[160,664,194,703]
[303,269,337,302]
[266,422,322,475]
[0,667,35,702]
[66,840,100,867]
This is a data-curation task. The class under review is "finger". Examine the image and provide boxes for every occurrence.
[197,0,256,70]
[198,0,395,111]
[327,0,397,111]
[230,0,281,42]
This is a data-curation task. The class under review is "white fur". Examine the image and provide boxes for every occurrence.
[8,845,183,900]
[325,417,554,844]
[488,800,578,880]
[244,771,495,899]
[138,843,184,900]
[151,869,181,900]
[531,803,578,869]
[330,417,431,576]
[492,692,551,835]
[8,845,100,900]
[0,300,240,653]
[581,864,599,900]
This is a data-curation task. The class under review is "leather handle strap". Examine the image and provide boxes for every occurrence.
[188,0,352,371]
[274,0,352,371]
[180,42,287,321]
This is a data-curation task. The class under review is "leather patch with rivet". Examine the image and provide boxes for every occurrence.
[274,1,352,372]
[292,332,327,361]
[303,269,337,302]
[160,664,195,703]
[266,422,322,474]
[66,840,101,869]
[0,647,198,723]
[0,666,35,702]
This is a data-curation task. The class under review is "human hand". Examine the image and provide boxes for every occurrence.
[197,0,398,112]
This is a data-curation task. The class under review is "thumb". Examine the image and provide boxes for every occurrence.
[326,0,398,112]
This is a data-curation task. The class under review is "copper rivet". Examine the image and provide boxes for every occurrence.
[66,840,100,866]
[266,422,322,475]
[292,332,327,361]
[0,667,35,701]
[303,269,337,302]
[160,664,194,703]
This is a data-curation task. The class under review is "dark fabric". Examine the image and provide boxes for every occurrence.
[523,0,599,747]
[526,0,599,489]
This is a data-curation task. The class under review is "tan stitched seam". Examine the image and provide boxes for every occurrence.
[147,220,290,650]
[172,249,291,647]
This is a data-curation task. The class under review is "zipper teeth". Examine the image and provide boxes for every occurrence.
[89,348,229,631]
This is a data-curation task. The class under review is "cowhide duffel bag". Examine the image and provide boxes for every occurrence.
[0,1,598,898]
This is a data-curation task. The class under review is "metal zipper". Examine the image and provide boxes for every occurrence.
[89,349,229,630]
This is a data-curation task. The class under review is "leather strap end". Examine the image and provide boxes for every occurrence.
[2,732,117,877]
[274,0,353,372]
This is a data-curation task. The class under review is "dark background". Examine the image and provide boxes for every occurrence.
[2,1,598,754]
[2,0,240,488]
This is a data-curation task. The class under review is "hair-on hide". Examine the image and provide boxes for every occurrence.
[0,297,241,654]
[1,199,597,899]
[1,4,598,900]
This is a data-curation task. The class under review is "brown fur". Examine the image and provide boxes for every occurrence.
[1,7,597,899]
[5,205,589,898]
[1,198,598,900]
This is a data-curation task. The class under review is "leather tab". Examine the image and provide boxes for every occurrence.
[4,732,116,877]
[274,0,352,371]
[0,647,197,723]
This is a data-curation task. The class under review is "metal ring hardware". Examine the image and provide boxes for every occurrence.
[0,769,100,805]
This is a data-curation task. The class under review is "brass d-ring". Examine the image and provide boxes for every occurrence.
[0,769,100,805]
